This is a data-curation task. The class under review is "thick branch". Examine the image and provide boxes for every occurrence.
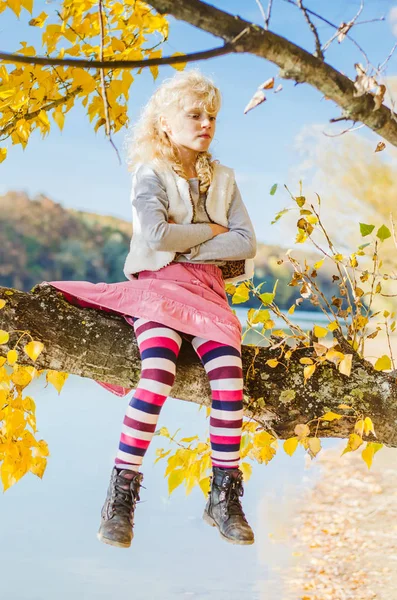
[146,0,397,147]
[1,284,397,447]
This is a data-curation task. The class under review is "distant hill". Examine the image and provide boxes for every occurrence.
[0,191,340,311]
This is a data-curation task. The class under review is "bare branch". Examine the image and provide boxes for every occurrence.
[256,0,273,31]
[323,123,365,138]
[98,0,121,164]
[0,44,235,70]
[297,0,324,60]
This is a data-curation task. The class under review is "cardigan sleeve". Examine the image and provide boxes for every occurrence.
[181,181,257,261]
[132,164,214,252]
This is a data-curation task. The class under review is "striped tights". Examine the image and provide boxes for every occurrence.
[115,317,243,471]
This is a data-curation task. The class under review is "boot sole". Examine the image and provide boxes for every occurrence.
[97,531,132,549]
[202,511,255,545]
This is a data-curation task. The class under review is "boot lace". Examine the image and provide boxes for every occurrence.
[111,472,143,517]
[214,472,247,521]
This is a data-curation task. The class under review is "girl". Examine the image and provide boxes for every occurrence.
[46,68,257,547]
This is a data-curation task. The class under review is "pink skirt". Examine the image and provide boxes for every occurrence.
[44,262,242,397]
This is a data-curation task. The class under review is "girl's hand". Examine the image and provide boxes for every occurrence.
[209,223,229,236]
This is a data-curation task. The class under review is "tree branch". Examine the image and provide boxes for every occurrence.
[0,43,235,70]
[297,0,324,60]
[2,284,397,447]
[144,0,397,148]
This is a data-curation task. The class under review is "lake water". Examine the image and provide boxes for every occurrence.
[1,309,339,599]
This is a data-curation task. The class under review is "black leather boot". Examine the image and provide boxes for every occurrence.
[203,466,255,545]
[97,467,143,548]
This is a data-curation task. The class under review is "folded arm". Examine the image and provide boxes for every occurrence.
[181,181,257,261]
[132,164,214,252]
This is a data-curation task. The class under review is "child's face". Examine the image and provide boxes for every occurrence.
[161,98,217,154]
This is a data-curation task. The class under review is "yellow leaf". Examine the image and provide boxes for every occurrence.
[11,367,32,388]
[272,329,285,337]
[361,443,374,469]
[168,468,185,495]
[355,419,364,437]
[308,437,321,457]
[0,148,7,163]
[266,359,279,368]
[288,304,295,315]
[303,364,316,380]
[253,431,274,447]
[0,330,10,344]
[240,461,252,481]
[111,36,125,52]
[232,283,250,304]
[225,284,236,295]
[337,404,352,410]
[170,51,187,71]
[313,258,324,269]
[53,110,65,131]
[374,354,392,371]
[23,341,44,361]
[180,435,199,443]
[294,423,310,439]
[0,300,5,309]
[299,357,313,365]
[341,433,363,455]
[328,321,338,332]
[28,10,47,26]
[325,349,344,364]
[37,440,49,457]
[46,370,68,394]
[283,436,299,456]
[364,417,376,437]
[199,476,210,496]
[30,457,47,478]
[339,354,353,376]
[6,349,18,366]
[321,411,343,421]
[313,325,328,338]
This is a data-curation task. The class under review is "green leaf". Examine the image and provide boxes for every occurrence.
[359,223,375,237]
[376,224,391,242]
[259,292,275,305]
[271,208,289,225]
[269,183,278,196]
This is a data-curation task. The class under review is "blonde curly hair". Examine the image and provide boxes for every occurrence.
[125,68,221,194]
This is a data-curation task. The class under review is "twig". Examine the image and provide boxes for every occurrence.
[323,123,365,138]
[256,0,273,31]
[378,42,397,73]
[98,0,121,164]
[297,0,323,60]
[390,212,397,251]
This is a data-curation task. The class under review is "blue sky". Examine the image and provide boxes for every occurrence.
[1,0,396,245]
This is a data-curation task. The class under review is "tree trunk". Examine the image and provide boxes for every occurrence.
[2,284,396,445]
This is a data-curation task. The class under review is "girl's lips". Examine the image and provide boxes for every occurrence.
[199,135,210,138]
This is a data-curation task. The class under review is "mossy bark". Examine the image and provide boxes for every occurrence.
[1,284,396,445]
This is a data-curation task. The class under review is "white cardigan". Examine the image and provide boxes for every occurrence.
[123,161,255,284]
